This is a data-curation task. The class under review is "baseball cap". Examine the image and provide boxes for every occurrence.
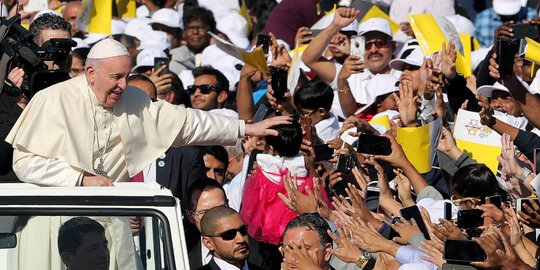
[389,47,424,71]
[137,30,171,51]
[358,18,392,38]
[358,74,399,113]
[477,82,510,98]
[446,14,475,36]
[132,48,168,72]
[493,0,522,16]
[125,18,152,41]
[216,12,249,49]
[151,8,183,30]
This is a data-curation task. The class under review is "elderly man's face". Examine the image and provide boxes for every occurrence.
[203,213,249,266]
[188,188,227,232]
[63,1,81,36]
[86,56,132,108]
[282,226,331,270]
[183,19,211,53]
[61,231,110,270]
[490,90,522,117]
[363,32,393,73]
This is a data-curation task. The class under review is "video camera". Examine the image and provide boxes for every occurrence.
[0,13,74,99]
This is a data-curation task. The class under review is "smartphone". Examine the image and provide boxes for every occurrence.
[154,57,169,76]
[399,205,430,240]
[313,144,334,162]
[497,38,519,76]
[443,239,487,263]
[486,195,502,209]
[350,35,365,62]
[356,134,392,156]
[365,186,380,212]
[517,198,540,212]
[270,66,288,101]
[252,104,269,123]
[335,154,353,174]
[256,34,270,54]
[456,209,483,229]
[444,201,452,221]
[510,23,539,40]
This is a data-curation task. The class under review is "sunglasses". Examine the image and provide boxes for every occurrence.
[205,225,248,241]
[365,39,390,50]
[187,84,218,95]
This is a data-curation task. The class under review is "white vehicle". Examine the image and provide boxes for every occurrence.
[0,183,190,270]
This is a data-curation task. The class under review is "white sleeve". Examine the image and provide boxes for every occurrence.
[13,148,84,186]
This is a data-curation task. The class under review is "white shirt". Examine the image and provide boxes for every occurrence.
[213,257,249,270]
[314,113,340,143]
[201,237,212,265]
[223,156,250,212]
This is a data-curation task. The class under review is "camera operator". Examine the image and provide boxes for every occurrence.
[0,13,71,182]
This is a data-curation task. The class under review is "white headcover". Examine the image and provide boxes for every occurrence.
[87,38,129,59]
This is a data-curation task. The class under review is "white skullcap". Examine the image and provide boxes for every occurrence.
[87,38,129,59]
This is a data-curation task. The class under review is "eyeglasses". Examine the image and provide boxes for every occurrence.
[205,225,248,241]
[187,84,218,95]
[365,39,390,50]
[185,25,210,33]
[450,195,481,206]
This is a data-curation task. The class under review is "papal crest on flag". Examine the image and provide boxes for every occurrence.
[453,109,502,173]
[396,118,442,174]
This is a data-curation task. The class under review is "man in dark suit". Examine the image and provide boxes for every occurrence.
[198,206,261,270]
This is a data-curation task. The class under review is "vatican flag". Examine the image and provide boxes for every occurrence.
[78,0,112,34]
[453,109,502,173]
[360,5,399,34]
[520,37,540,64]
[287,44,306,95]
[409,14,471,77]
[396,118,442,174]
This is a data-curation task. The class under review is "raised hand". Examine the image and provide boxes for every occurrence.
[394,80,419,127]
[331,8,360,29]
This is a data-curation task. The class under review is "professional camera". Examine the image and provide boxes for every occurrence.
[0,13,75,99]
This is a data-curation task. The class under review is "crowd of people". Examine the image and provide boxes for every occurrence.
[3,0,540,269]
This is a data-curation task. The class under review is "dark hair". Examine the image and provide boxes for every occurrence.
[58,217,105,255]
[293,80,334,112]
[451,164,508,200]
[200,145,229,172]
[265,121,302,157]
[72,47,90,63]
[186,177,226,210]
[284,213,332,247]
[166,71,191,106]
[128,74,157,96]
[112,33,138,48]
[192,65,229,92]
[29,13,72,45]
[183,6,216,33]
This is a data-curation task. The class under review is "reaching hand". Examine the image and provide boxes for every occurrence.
[418,240,445,268]
[149,66,174,94]
[82,173,114,186]
[327,226,361,263]
[488,53,501,81]
[283,240,324,270]
[278,173,318,214]
[332,8,360,29]
[478,93,496,127]
[295,27,313,47]
[395,80,419,127]
[338,55,365,81]
[391,217,422,245]
[394,169,414,206]
[431,218,467,241]
[245,115,292,137]
[440,41,457,80]
[271,33,292,67]
[400,22,414,37]
[498,133,521,178]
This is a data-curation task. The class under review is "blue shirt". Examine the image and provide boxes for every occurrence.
[474,7,537,48]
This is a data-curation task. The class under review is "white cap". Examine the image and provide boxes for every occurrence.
[389,47,424,71]
[358,18,392,38]
[310,12,359,33]
[446,14,476,36]
[87,38,129,59]
[198,0,240,22]
[111,19,126,35]
[132,48,167,72]
[84,33,108,45]
[201,45,242,91]
[137,30,171,51]
[216,12,249,49]
[358,74,399,113]
[151,8,182,30]
[493,0,522,16]
[477,82,510,98]
[471,47,491,72]
[125,18,152,41]
[72,37,89,49]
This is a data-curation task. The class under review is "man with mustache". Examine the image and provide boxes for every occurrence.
[199,206,261,270]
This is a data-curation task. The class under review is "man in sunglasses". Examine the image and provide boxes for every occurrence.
[199,206,261,270]
[189,66,230,111]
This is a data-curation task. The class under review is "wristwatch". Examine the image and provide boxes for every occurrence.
[518,168,532,183]
[355,250,372,268]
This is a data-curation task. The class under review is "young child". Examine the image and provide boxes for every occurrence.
[240,120,330,245]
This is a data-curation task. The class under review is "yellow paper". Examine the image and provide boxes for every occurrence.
[240,48,269,74]
[456,34,472,77]
[360,5,399,33]
[473,37,481,51]
[369,115,390,131]
[80,0,112,34]
[524,37,540,64]
[397,124,431,173]
[116,0,136,19]
[455,139,501,173]
[239,0,252,36]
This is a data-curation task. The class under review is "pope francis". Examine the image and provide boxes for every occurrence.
[6,38,289,186]
[4,38,290,270]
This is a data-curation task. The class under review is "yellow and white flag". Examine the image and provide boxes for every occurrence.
[360,5,399,34]
[78,0,112,34]
[520,37,540,64]
[287,44,306,96]
[209,32,268,74]
[397,118,442,174]
[409,14,471,77]
[453,109,502,173]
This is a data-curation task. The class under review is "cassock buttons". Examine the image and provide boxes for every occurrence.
[159,153,166,159]
[158,161,165,167]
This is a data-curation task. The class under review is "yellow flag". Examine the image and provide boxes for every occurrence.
[456,34,472,77]
[116,0,136,19]
[522,37,540,64]
[397,118,442,174]
[369,114,391,131]
[239,0,252,36]
[360,5,399,33]
[79,0,112,34]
